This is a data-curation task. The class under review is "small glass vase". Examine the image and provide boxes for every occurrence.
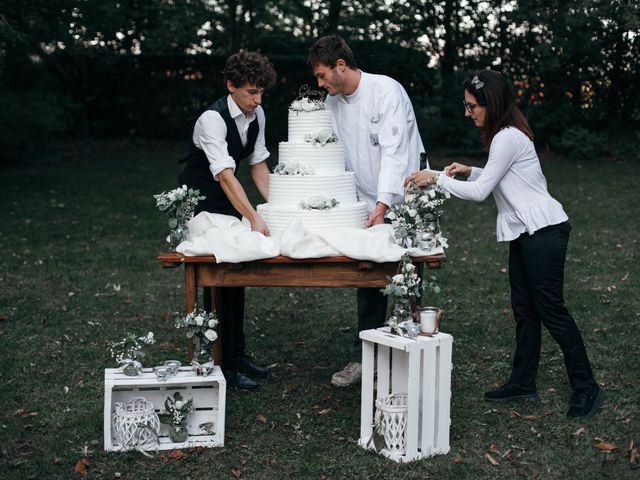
[167,220,190,251]
[168,422,189,443]
[122,360,143,376]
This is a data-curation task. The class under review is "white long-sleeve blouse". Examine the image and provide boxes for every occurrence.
[437,127,568,242]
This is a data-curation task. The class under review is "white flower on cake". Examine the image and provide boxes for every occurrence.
[304,129,338,146]
[289,96,325,112]
[273,161,314,176]
[299,195,339,210]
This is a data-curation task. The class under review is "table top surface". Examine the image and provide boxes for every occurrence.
[157,251,447,266]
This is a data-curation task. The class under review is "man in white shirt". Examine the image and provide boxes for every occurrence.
[308,35,427,386]
[179,52,275,390]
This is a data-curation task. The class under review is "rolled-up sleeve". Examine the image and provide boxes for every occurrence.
[193,110,237,181]
[376,86,412,203]
[247,107,270,166]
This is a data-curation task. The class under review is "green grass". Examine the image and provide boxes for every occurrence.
[0,140,638,479]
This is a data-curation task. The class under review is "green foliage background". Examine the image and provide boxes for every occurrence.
[1,0,639,161]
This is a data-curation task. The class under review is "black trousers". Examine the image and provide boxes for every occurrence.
[350,288,388,361]
[508,221,597,392]
[204,286,246,372]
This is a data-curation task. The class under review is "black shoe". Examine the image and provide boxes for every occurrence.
[224,370,259,391]
[236,356,269,379]
[567,386,605,418]
[484,383,539,402]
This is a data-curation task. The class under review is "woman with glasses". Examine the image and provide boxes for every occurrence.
[405,70,603,418]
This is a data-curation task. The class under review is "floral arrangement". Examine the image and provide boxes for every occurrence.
[304,129,337,146]
[382,182,450,331]
[158,392,193,427]
[381,254,422,326]
[153,185,205,248]
[299,195,339,210]
[175,308,218,362]
[273,161,314,176]
[110,332,155,375]
[386,184,449,251]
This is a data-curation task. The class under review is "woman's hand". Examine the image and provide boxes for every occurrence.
[444,162,471,178]
[404,170,438,187]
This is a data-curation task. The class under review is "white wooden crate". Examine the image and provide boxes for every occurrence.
[358,328,453,463]
[104,366,226,451]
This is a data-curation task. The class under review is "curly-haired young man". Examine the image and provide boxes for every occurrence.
[179,51,276,390]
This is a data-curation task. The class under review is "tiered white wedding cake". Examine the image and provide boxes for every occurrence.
[257,96,368,235]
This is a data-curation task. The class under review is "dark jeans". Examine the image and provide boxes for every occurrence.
[508,221,597,392]
[204,287,245,372]
[349,288,388,361]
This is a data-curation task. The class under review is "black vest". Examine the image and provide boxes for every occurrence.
[179,96,259,218]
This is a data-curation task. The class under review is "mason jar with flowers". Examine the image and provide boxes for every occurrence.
[158,392,193,443]
[175,308,219,365]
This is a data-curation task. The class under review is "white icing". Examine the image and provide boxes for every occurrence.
[259,104,368,235]
[287,109,333,142]
[278,142,345,175]
[258,203,368,236]
[268,173,358,206]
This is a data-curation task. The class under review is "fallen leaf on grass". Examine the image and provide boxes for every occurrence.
[14,409,38,417]
[594,442,617,452]
[257,414,267,424]
[488,444,500,454]
[485,453,500,466]
[573,427,586,437]
[318,408,332,415]
[232,467,243,478]
[53,456,63,465]
[170,450,187,460]
[630,448,639,465]
[75,457,89,476]
[620,273,629,282]
[158,454,168,463]
[0,315,8,321]
[453,458,465,464]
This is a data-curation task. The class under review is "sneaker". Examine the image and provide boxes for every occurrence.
[484,383,539,402]
[331,362,362,387]
[567,386,605,418]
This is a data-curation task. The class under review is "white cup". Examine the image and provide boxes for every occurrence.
[419,307,441,334]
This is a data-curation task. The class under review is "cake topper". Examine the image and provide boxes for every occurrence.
[289,84,326,112]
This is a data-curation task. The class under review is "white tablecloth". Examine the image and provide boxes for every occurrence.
[177,212,443,263]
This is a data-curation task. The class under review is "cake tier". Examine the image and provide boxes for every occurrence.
[268,173,359,206]
[278,142,345,175]
[257,202,368,236]
[288,109,334,142]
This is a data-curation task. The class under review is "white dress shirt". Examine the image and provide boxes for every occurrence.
[325,72,426,213]
[192,95,270,181]
[438,127,568,241]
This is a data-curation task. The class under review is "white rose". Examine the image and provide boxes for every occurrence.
[408,209,417,218]
[208,319,216,328]
[392,274,404,284]
[405,263,415,272]
[146,332,154,343]
[204,329,217,341]
[405,194,415,202]
[308,195,326,209]
[386,211,396,220]
[174,400,184,409]
[290,100,302,111]
[168,192,177,202]
[300,98,314,111]
[428,189,436,199]
[195,315,204,326]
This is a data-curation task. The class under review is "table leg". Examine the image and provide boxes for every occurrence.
[185,263,197,362]
[211,287,222,366]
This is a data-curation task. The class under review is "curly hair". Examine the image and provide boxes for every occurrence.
[223,51,276,89]
[307,35,358,70]
[464,70,534,150]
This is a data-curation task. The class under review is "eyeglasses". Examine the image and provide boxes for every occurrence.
[462,100,479,113]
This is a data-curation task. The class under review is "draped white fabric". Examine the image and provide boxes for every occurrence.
[177,212,443,263]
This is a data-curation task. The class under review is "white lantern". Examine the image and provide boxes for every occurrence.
[112,397,160,451]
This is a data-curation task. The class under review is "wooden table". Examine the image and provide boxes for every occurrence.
[157,252,446,364]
